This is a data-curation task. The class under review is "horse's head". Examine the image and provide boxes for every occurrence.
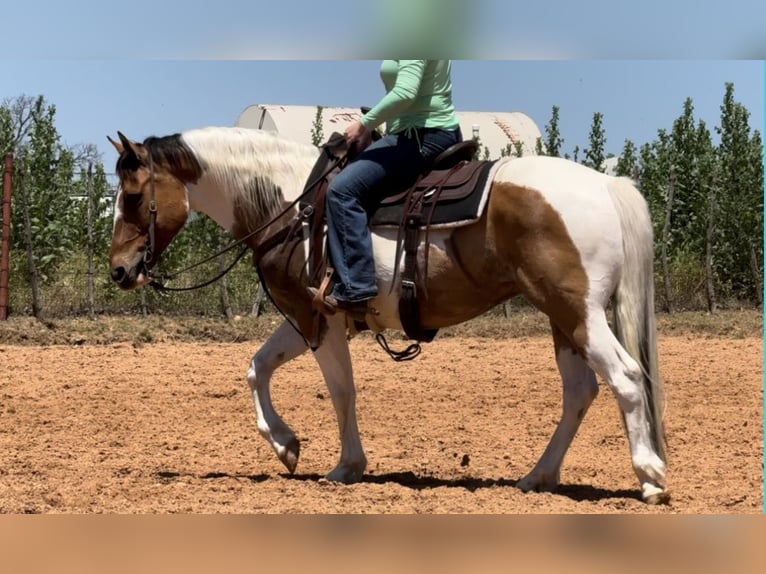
[108,131,196,290]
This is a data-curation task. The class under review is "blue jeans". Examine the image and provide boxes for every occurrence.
[325,127,462,302]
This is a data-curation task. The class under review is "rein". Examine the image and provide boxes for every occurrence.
[142,149,345,293]
[138,137,427,363]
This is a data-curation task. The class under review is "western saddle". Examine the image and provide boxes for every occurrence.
[300,129,492,344]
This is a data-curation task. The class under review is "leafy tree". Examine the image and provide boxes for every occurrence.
[668,97,707,256]
[471,129,482,160]
[638,131,672,249]
[310,105,324,147]
[696,120,720,311]
[615,139,638,178]
[715,82,763,303]
[584,112,606,172]
[543,105,563,157]
[16,97,77,281]
[0,94,116,316]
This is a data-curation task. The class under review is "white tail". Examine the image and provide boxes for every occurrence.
[608,177,666,463]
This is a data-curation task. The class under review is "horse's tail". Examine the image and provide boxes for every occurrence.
[607,176,666,463]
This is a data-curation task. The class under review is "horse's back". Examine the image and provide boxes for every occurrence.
[492,155,627,250]
[494,155,615,202]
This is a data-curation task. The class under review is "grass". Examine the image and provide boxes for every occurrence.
[0,309,761,347]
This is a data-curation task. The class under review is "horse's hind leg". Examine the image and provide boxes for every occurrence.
[517,322,599,493]
[247,319,309,473]
[584,313,668,503]
[311,314,367,483]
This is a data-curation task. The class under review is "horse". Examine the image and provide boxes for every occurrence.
[107,126,669,505]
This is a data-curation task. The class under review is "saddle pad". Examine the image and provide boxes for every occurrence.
[370,157,511,230]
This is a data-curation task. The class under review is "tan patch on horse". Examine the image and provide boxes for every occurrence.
[112,166,191,267]
[111,134,203,270]
[420,181,590,351]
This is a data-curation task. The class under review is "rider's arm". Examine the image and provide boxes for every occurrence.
[360,60,426,132]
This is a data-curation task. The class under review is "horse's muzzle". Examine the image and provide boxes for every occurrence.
[110,259,150,290]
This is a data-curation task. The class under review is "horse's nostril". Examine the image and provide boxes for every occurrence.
[111,266,127,284]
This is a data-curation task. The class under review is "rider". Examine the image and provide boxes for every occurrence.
[312,60,463,319]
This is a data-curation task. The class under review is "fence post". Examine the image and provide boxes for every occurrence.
[86,163,96,319]
[0,153,12,320]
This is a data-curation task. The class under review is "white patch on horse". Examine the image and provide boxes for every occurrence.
[364,227,453,333]
[494,157,624,306]
[180,127,318,233]
[112,188,123,227]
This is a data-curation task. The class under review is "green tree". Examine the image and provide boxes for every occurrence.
[310,105,324,147]
[667,97,707,256]
[615,139,638,178]
[696,120,720,312]
[543,105,563,157]
[714,82,763,303]
[0,94,115,316]
[16,97,77,281]
[584,112,606,172]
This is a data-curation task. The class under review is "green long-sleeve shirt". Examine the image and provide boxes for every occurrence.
[360,60,459,135]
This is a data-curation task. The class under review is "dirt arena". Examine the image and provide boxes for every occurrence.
[0,327,762,513]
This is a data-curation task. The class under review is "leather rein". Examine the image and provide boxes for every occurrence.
[141,148,345,293]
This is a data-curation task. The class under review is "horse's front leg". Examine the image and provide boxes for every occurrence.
[247,319,309,473]
[312,314,367,483]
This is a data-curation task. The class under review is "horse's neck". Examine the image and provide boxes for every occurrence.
[183,131,318,235]
[186,180,238,233]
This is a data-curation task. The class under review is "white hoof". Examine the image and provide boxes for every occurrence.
[642,482,671,505]
[326,460,366,484]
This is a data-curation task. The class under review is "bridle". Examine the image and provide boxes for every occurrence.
[133,138,422,362]
[137,147,345,292]
[143,151,158,266]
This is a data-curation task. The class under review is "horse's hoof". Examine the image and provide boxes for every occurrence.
[326,461,366,484]
[643,489,671,505]
[517,471,559,493]
[278,437,300,474]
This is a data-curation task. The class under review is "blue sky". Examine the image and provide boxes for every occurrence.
[1,60,762,173]
[0,1,764,172]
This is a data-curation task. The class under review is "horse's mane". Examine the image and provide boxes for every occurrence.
[115,133,203,182]
[179,127,320,221]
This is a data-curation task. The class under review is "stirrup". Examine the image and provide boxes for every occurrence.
[308,287,379,321]
[310,268,337,315]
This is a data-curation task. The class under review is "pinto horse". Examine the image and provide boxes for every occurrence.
[107,126,669,504]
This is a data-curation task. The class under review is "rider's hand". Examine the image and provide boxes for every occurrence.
[345,120,368,145]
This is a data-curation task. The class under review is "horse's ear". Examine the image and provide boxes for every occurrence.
[107,135,124,154]
[117,131,146,162]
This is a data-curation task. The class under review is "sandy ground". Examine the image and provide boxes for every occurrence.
[0,335,762,513]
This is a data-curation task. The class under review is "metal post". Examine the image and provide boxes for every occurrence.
[86,163,95,319]
[1,153,12,320]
